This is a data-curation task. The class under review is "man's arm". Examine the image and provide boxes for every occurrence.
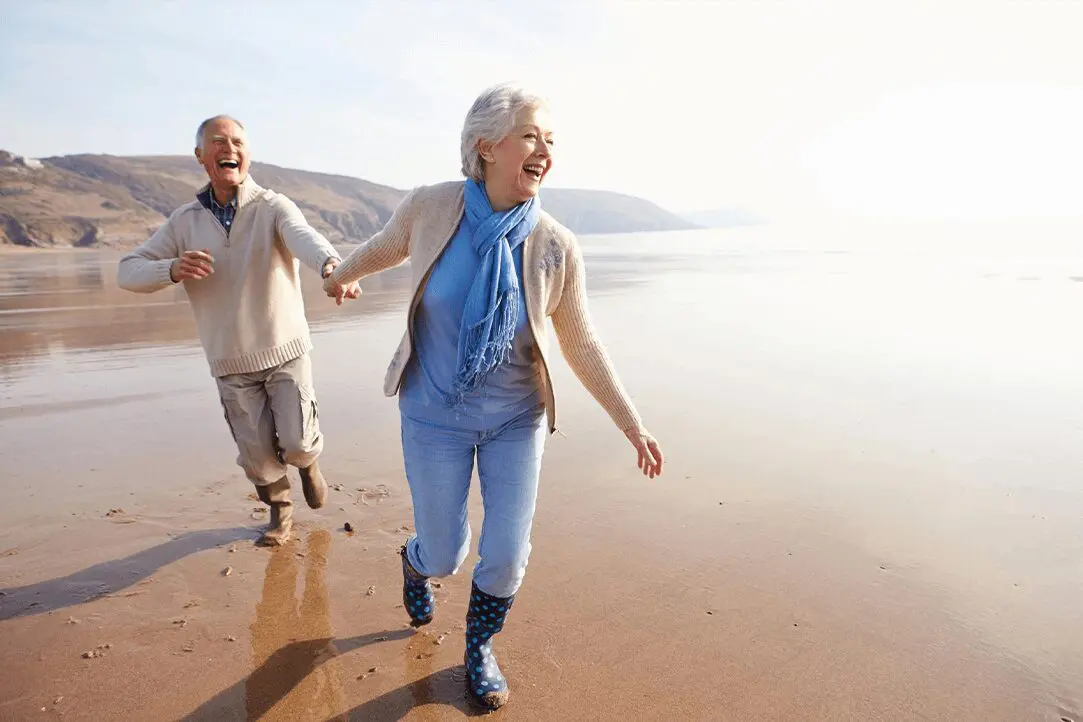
[117,217,181,293]
[274,195,340,275]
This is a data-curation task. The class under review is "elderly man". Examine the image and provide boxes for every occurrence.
[117,115,360,546]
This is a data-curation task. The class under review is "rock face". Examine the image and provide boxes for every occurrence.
[0,151,698,249]
[0,215,34,246]
[0,151,44,171]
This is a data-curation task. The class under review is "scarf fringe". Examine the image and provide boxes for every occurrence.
[446,293,519,408]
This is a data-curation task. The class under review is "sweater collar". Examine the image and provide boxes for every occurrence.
[196,174,264,210]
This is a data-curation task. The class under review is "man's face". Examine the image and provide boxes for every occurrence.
[194,118,249,190]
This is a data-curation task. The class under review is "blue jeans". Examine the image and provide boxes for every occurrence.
[400,405,547,598]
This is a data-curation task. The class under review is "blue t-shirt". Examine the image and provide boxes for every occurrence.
[398,217,542,430]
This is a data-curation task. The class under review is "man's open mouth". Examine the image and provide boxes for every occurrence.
[217,160,239,169]
[523,163,544,180]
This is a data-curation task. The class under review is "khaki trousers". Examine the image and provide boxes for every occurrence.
[216,353,323,486]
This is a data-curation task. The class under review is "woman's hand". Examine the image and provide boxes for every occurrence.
[322,260,361,305]
[624,427,664,479]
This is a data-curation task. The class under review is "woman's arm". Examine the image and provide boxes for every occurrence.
[550,236,664,477]
[326,188,418,290]
[550,237,643,433]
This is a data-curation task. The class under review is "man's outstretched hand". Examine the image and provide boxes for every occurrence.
[321,260,361,305]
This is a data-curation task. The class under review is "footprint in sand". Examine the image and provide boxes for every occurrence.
[355,485,391,506]
[202,478,230,494]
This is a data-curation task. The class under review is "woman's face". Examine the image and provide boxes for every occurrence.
[481,104,554,209]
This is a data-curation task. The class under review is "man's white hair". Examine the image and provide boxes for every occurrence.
[460,83,548,181]
[195,115,245,149]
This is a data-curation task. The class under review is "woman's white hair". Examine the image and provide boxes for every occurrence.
[460,82,548,181]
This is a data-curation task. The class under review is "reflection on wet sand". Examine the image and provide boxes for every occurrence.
[0,245,666,369]
[0,250,415,366]
[181,531,413,722]
[188,528,486,721]
[247,530,343,721]
[244,530,477,721]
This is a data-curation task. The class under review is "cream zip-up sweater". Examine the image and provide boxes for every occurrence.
[117,176,340,377]
[329,180,643,435]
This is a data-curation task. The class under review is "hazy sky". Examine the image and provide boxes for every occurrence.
[3,1,1082,221]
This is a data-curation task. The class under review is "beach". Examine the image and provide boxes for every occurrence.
[1,227,1081,721]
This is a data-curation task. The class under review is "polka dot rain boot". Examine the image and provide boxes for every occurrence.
[400,544,434,626]
[464,582,515,710]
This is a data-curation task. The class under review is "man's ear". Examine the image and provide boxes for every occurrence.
[194,147,203,164]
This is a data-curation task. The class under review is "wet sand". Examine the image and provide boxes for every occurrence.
[1,234,1081,721]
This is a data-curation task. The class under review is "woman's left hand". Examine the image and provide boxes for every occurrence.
[624,427,664,479]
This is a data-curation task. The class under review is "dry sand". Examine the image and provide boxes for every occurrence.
[1,240,1080,721]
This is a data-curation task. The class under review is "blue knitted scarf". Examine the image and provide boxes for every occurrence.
[447,179,540,407]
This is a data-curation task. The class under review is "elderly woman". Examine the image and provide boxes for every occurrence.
[324,82,664,710]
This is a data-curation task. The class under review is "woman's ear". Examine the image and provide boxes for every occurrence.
[477,140,495,164]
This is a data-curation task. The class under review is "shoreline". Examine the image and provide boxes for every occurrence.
[2,246,1080,720]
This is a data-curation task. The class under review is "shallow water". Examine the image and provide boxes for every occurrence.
[1,226,1081,719]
